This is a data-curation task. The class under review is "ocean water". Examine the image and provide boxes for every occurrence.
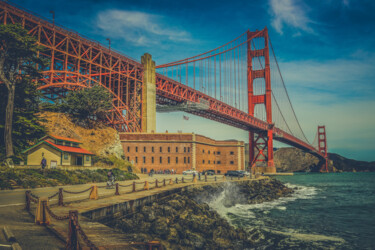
[208,172,375,249]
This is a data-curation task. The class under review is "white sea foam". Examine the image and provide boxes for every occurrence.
[207,182,318,221]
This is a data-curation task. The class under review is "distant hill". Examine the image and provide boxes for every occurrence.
[274,147,375,172]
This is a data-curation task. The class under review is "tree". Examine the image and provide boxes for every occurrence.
[0,79,46,162]
[59,85,113,128]
[0,24,43,161]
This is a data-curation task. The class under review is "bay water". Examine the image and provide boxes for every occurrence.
[208,172,375,249]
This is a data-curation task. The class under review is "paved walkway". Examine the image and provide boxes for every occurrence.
[1,174,263,249]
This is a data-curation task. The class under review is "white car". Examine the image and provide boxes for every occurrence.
[182,170,199,175]
[237,170,250,176]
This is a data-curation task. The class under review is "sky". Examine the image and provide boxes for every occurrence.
[11,0,375,161]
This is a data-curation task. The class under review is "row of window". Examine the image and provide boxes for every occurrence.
[128,156,191,164]
[56,140,79,148]
[128,146,190,153]
[202,160,234,165]
[202,150,234,155]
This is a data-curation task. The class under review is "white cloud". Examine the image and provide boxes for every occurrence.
[269,0,313,34]
[96,10,191,46]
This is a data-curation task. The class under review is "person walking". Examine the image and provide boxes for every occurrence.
[40,157,47,170]
[198,172,201,181]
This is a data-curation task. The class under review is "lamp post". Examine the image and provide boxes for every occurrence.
[106,38,111,51]
[49,10,55,27]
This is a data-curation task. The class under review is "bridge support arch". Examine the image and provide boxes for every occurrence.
[318,126,329,172]
[141,53,156,132]
[247,28,276,173]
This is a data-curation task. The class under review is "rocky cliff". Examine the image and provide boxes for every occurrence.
[274,147,375,172]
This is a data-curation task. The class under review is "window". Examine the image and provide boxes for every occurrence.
[213,151,216,155]
[152,157,154,163]
[176,157,178,164]
[213,161,215,164]
[135,147,138,152]
[208,160,210,164]
[127,157,129,161]
[135,157,138,163]
[168,157,170,164]
[160,147,162,153]
[72,143,79,147]
[217,161,221,164]
[217,151,221,155]
[86,156,90,161]
[64,153,69,160]
[202,149,205,153]
[217,170,221,174]
[208,150,210,154]
[230,161,234,164]
[160,157,162,163]
[56,140,63,145]
[143,156,146,164]
[184,147,186,153]
[230,151,234,155]
[184,157,186,164]
[127,147,130,152]
[176,147,178,153]
[188,147,190,153]
[188,157,190,163]
[168,147,170,153]
[203,160,205,164]
[144,147,146,152]
[152,147,154,153]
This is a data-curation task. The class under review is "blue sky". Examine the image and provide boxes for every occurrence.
[12,0,375,161]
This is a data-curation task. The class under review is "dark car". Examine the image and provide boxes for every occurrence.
[202,170,215,175]
[224,171,244,177]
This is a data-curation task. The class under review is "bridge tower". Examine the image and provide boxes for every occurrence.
[318,126,329,172]
[141,53,156,132]
[247,28,276,173]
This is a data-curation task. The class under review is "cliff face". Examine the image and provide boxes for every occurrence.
[274,147,375,172]
[39,112,124,158]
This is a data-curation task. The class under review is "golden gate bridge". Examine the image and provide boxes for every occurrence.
[0,1,328,172]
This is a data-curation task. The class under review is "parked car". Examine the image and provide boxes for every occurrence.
[182,170,199,175]
[237,170,250,176]
[224,170,244,177]
[201,170,215,175]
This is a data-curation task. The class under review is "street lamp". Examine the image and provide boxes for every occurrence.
[49,10,55,26]
[106,38,111,51]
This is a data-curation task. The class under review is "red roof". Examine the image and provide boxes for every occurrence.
[44,140,94,155]
[47,134,82,143]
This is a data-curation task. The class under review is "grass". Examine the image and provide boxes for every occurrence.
[0,166,139,190]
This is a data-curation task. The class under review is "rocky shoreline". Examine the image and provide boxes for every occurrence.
[107,178,294,249]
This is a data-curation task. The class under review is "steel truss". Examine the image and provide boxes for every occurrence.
[0,1,143,132]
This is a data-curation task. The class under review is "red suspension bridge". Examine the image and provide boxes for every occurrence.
[0,1,328,172]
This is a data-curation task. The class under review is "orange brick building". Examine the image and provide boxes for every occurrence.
[119,132,245,174]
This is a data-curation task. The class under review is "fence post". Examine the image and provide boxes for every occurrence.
[132,181,136,192]
[215,176,217,182]
[163,179,166,187]
[175,178,178,184]
[169,179,173,185]
[205,175,207,182]
[182,177,185,183]
[35,198,50,225]
[155,179,158,188]
[58,188,63,206]
[115,183,120,195]
[89,185,98,200]
[144,181,149,190]
[66,210,79,250]
[25,191,30,212]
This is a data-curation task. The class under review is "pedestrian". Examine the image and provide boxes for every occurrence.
[193,172,196,180]
[141,167,144,174]
[198,172,201,181]
[40,156,47,170]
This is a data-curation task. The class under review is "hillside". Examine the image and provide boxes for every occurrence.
[39,112,124,158]
[274,148,375,172]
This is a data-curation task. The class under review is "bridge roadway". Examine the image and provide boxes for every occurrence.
[0,174,266,249]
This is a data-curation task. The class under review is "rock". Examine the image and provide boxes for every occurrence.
[167,227,179,243]
[185,230,205,248]
[215,237,231,248]
[151,218,169,239]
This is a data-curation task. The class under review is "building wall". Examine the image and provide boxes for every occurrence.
[62,152,71,166]
[27,144,61,167]
[120,132,245,174]
[84,155,92,167]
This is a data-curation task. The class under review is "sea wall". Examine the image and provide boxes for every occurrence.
[107,178,294,249]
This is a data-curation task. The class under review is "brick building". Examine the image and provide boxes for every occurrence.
[120,132,245,174]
